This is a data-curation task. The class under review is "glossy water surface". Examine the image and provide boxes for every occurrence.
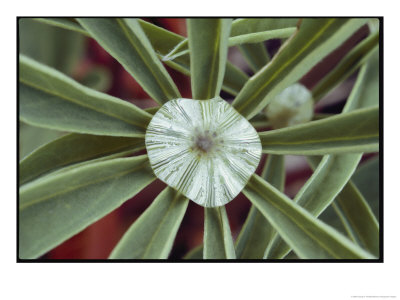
[145,97,262,207]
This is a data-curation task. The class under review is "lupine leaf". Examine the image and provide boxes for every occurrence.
[259,106,379,155]
[243,174,375,259]
[235,155,284,259]
[188,18,232,99]
[312,31,379,102]
[352,157,380,219]
[34,18,249,96]
[77,18,181,105]
[19,55,151,137]
[204,206,236,259]
[35,18,89,36]
[265,154,362,259]
[138,19,248,96]
[109,187,189,259]
[184,244,203,259]
[19,18,86,76]
[237,43,270,73]
[336,182,379,256]
[19,156,156,259]
[230,18,299,36]
[19,134,145,185]
[232,18,367,119]
[19,122,63,160]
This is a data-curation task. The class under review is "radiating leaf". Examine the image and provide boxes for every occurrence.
[230,18,299,36]
[238,43,270,73]
[243,174,375,259]
[265,154,362,259]
[335,182,379,256]
[35,18,249,97]
[312,31,379,102]
[184,244,203,259]
[343,51,380,112]
[236,155,284,259]
[138,19,248,96]
[204,206,236,259]
[109,187,189,259]
[77,18,181,105]
[232,18,367,119]
[188,18,232,99]
[20,134,145,185]
[231,27,296,47]
[35,18,89,36]
[19,155,156,259]
[19,18,86,75]
[259,106,379,155]
[19,55,151,137]
[19,122,64,160]
[352,157,380,219]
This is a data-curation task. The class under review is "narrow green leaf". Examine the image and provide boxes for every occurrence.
[109,187,189,259]
[77,18,181,104]
[19,122,63,160]
[238,43,270,73]
[139,19,249,96]
[231,28,296,47]
[19,55,151,137]
[188,18,232,99]
[235,155,284,259]
[19,155,156,259]
[336,182,379,256]
[37,18,249,97]
[265,154,362,259]
[259,106,379,155]
[232,18,367,119]
[204,206,236,259]
[230,18,299,36]
[243,174,375,259]
[19,134,145,185]
[35,18,90,36]
[343,51,380,112]
[312,31,379,102]
[184,244,203,259]
[352,157,380,219]
[19,18,86,76]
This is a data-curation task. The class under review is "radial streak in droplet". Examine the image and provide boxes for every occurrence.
[145,97,262,207]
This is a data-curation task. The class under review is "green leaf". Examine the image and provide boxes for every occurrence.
[312,31,379,102]
[259,106,379,155]
[235,155,284,259]
[335,182,379,256]
[265,154,362,259]
[19,18,86,75]
[230,18,299,36]
[35,18,89,36]
[184,244,203,259]
[19,55,151,137]
[231,28,296,47]
[19,122,64,160]
[204,206,236,259]
[352,157,380,219]
[109,187,189,259]
[19,134,145,185]
[232,18,367,119]
[35,18,249,97]
[187,18,232,99]
[343,51,380,112]
[243,174,375,259]
[77,18,181,105]
[237,43,270,73]
[19,155,156,259]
